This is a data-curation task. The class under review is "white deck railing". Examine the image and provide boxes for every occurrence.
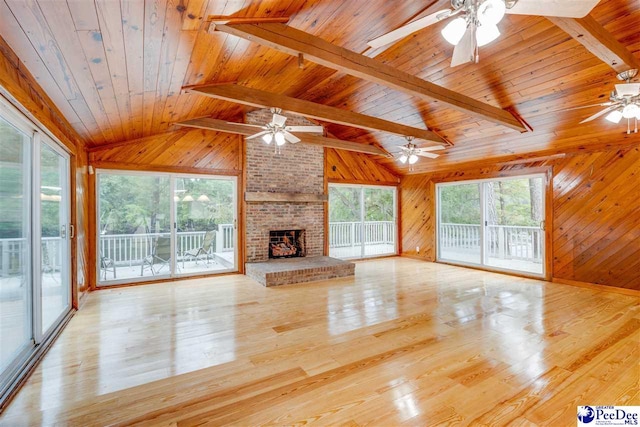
[0,237,62,276]
[0,225,236,274]
[440,223,542,263]
[98,224,234,266]
[329,221,395,248]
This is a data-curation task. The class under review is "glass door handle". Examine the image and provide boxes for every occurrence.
[540,220,545,231]
[69,224,75,239]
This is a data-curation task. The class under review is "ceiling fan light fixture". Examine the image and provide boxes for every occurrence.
[274,131,286,146]
[605,109,623,124]
[398,154,408,164]
[478,0,506,26]
[262,133,273,144]
[622,104,639,119]
[408,154,419,165]
[476,24,500,47]
[441,17,467,45]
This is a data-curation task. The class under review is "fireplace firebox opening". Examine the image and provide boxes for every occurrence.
[269,229,306,259]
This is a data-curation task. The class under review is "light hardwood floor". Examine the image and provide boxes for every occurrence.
[1,258,638,426]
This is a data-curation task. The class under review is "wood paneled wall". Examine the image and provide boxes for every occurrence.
[399,145,640,290]
[89,128,242,172]
[0,34,89,306]
[552,146,640,288]
[75,150,90,300]
[400,174,437,261]
[326,148,399,185]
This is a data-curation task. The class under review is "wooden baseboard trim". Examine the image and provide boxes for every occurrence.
[399,254,435,262]
[552,277,640,296]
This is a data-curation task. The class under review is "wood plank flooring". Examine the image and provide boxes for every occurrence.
[1,258,638,426]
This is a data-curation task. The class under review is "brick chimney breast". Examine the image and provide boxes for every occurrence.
[244,109,325,263]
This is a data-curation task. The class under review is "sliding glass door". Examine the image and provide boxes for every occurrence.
[329,184,397,259]
[0,113,33,387]
[437,175,546,276]
[97,171,237,285]
[39,141,71,335]
[438,182,482,265]
[174,177,236,275]
[98,173,171,281]
[484,177,545,273]
[0,99,71,403]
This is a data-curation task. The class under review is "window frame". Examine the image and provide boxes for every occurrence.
[328,183,398,259]
[95,169,239,286]
[436,173,547,278]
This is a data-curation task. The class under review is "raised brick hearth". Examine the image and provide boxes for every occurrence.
[246,256,355,287]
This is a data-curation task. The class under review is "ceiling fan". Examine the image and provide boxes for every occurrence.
[367,0,601,67]
[396,137,446,169]
[243,108,324,146]
[578,69,640,134]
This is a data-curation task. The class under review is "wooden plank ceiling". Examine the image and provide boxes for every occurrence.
[0,0,638,174]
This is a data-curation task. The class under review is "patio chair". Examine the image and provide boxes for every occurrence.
[100,253,116,280]
[183,230,216,266]
[141,236,171,275]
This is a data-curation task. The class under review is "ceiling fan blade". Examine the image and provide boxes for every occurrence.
[418,145,446,152]
[450,23,476,67]
[229,122,264,129]
[271,113,287,127]
[416,151,440,159]
[615,83,640,97]
[579,105,617,123]
[561,102,616,111]
[283,131,301,143]
[246,131,270,140]
[367,9,452,49]
[506,0,600,18]
[285,125,324,133]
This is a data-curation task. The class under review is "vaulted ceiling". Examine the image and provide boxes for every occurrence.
[0,0,638,174]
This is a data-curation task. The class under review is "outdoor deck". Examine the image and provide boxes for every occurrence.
[0,272,65,368]
[99,251,236,283]
[440,249,543,274]
[329,244,396,259]
[439,223,544,275]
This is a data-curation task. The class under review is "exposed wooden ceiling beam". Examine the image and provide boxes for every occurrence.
[548,15,640,73]
[211,22,527,132]
[186,84,448,144]
[176,117,390,156]
[206,16,290,31]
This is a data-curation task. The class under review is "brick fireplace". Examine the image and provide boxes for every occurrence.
[244,109,325,263]
[243,109,355,286]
